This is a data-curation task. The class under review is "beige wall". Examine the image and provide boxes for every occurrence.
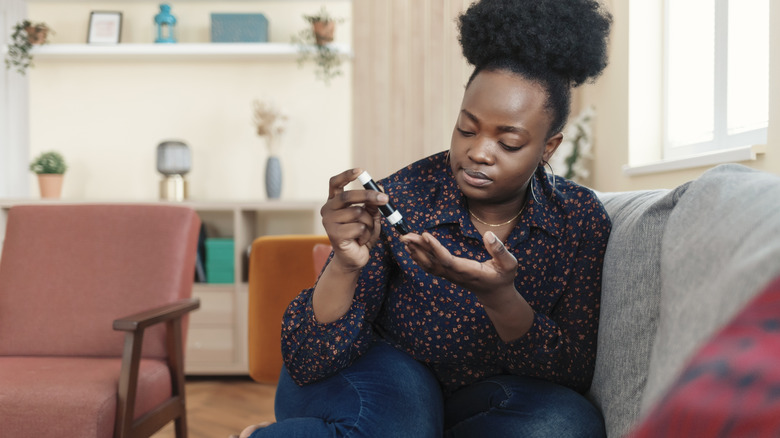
[27,1,352,201]
[583,0,780,191]
[27,1,778,197]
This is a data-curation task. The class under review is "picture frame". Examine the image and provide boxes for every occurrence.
[87,11,122,44]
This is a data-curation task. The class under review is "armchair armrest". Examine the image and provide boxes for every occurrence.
[113,298,201,332]
[113,297,200,438]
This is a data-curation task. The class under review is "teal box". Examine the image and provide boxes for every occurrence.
[205,238,234,283]
[205,238,234,255]
[206,270,234,284]
[211,13,268,43]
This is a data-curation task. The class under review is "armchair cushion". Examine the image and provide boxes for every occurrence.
[0,357,171,437]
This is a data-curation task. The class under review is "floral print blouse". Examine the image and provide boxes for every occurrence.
[281,151,611,395]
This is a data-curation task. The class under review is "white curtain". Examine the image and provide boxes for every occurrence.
[0,0,30,198]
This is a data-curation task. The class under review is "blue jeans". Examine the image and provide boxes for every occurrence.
[251,341,605,437]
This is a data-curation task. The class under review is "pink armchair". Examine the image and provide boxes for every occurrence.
[0,204,201,438]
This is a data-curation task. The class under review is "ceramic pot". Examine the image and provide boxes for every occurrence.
[37,174,63,199]
[25,25,49,45]
[312,21,335,45]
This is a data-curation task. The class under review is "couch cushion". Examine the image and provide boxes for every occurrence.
[588,185,689,438]
[640,164,780,414]
[0,356,171,437]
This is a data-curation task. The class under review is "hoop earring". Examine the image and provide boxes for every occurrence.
[543,160,556,188]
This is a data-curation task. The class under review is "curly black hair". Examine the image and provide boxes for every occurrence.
[458,0,612,137]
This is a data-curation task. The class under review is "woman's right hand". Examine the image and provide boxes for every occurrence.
[320,168,388,273]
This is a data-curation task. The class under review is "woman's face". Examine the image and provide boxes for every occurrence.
[449,69,562,208]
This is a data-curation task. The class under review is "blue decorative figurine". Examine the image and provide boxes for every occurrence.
[154,4,177,43]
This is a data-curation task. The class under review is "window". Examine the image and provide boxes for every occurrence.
[664,0,768,160]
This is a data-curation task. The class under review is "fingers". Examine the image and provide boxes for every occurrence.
[402,232,455,273]
[402,234,433,269]
[322,168,391,241]
[327,169,389,207]
[483,231,517,271]
[323,176,388,215]
[238,422,274,438]
[358,211,383,246]
[328,168,361,200]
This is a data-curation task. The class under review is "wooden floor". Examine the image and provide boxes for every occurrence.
[151,376,276,438]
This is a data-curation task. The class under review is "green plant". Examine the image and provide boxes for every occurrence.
[4,20,53,75]
[292,7,345,85]
[30,151,67,174]
[549,106,595,183]
[303,6,342,26]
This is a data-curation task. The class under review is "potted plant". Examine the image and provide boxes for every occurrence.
[4,20,53,75]
[292,7,344,85]
[29,151,67,199]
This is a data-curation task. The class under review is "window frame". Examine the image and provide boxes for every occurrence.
[662,0,768,161]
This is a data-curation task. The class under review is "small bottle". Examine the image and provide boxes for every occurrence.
[357,171,410,235]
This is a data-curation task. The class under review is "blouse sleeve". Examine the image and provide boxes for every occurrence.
[496,206,611,393]
[280,236,395,385]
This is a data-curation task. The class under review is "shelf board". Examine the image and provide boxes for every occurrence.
[29,42,352,61]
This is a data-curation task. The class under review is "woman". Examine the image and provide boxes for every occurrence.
[236,0,612,436]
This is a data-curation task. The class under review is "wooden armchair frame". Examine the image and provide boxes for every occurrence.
[113,297,200,438]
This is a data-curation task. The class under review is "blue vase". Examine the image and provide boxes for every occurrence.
[265,156,282,199]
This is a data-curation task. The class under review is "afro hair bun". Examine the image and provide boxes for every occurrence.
[458,0,612,87]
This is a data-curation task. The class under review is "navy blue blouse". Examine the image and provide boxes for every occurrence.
[281,151,611,394]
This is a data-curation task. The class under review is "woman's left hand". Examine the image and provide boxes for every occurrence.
[401,231,517,300]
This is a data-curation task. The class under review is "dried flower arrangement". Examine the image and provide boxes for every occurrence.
[252,99,288,156]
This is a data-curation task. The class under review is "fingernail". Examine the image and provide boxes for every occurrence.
[486,231,497,243]
[377,193,389,203]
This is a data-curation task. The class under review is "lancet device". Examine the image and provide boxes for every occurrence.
[357,171,410,235]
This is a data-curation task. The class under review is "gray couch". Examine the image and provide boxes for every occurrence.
[586,164,780,437]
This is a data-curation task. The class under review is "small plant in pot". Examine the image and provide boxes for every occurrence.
[30,151,67,199]
[4,20,53,75]
[292,6,345,85]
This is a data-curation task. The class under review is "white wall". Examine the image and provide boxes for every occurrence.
[26,1,352,201]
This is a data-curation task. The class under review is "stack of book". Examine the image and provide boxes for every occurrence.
[205,238,235,284]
